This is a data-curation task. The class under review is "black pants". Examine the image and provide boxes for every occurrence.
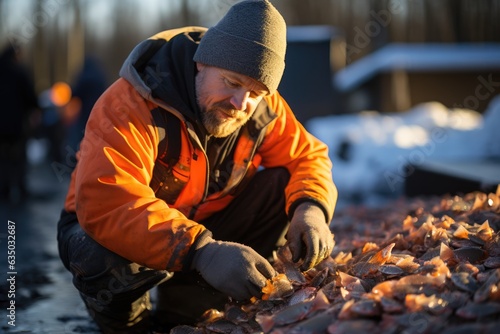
[57,168,290,333]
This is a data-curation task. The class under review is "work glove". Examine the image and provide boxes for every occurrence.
[286,202,335,271]
[191,237,277,301]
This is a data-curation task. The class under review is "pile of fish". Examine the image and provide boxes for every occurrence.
[171,187,500,333]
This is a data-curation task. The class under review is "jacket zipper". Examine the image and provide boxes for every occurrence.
[184,121,210,220]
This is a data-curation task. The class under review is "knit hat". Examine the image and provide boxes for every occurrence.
[193,0,287,94]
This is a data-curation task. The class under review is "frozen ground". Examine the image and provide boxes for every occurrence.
[0,161,100,333]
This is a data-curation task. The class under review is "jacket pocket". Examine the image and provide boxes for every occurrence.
[150,162,188,205]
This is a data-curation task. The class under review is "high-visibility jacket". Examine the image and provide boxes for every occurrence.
[63,27,337,271]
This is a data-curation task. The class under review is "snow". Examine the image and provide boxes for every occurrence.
[307,95,500,206]
[333,44,500,92]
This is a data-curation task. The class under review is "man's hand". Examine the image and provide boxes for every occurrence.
[286,202,334,271]
[192,238,276,301]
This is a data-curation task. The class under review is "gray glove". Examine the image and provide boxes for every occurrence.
[191,237,276,301]
[286,202,335,271]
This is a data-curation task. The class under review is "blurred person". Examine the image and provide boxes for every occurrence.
[38,81,72,164]
[56,1,338,333]
[0,43,39,203]
[65,55,108,152]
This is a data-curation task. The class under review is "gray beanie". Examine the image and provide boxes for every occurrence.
[193,0,286,94]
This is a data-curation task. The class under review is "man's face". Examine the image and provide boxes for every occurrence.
[195,63,268,138]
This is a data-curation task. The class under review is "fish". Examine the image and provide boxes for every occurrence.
[255,290,330,333]
[337,271,368,295]
[473,268,500,303]
[308,267,329,288]
[337,299,356,320]
[453,246,488,264]
[424,227,449,248]
[261,273,294,301]
[168,325,204,334]
[328,319,378,334]
[273,309,336,334]
[456,301,500,319]
[274,246,307,285]
[379,296,404,313]
[450,272,479,293]
[224,304,250,324]
[168,189,500,333]
[205,318,240,333]
[287,286,317,306]
[379,312,441,334]
[378,264,405,276]
[350,298,381,317]
[404,293,450,315]
[484,256,500,268]
[395,255,420,273]
[349,243,395,277]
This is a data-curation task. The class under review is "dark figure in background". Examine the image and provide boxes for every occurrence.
[66,56,108,152]
[0,44,39,203]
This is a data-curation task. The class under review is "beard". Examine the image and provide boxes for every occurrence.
[200,101,251,138]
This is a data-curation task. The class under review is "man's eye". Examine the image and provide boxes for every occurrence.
[250,91,265,98]
[224,78,239,88]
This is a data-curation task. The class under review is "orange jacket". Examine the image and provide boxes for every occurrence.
[64,28,337,271]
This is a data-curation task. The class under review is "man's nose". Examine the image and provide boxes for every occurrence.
[230,89,250,111]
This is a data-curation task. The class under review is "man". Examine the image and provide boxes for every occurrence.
[57,0,337,332]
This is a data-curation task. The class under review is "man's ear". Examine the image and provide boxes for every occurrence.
[196,62,205,71]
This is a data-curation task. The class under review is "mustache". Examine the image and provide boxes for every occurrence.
[210,101,245,118]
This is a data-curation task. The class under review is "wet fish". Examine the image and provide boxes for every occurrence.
[328,319,378,334]
[379,296,404,313]
[424,227,449,248]
[309,267,329,288]
[275,247,307,285]
[484,256,500,268]
[456,301,500,319]
[473,268,500,303]
[372,274,442,302]
[379,264,405,276]
[224,304,249,324]
[404,293,449,315]
[381,233,409,251]
[450,272,479,293]
[350,243,395,278]
[287,286,317,306]
[204,318,240,333]
[319,281,337,301]
[453,246,488,264]
[261,273,294,301]
[395,255,420,273]
[379,312,442,334]
[168,325,204,334]
[442,322,500,334]
[337,271,368,294]
[255,290,330,333]
[337,299,355,320]
[169,189,500,334]
[277,309,336,334]
[371,280,397,299]
[350,298,381,317]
